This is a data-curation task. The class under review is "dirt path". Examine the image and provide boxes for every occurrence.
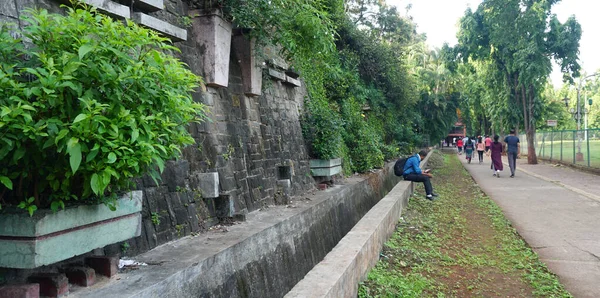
[359,151,571,297]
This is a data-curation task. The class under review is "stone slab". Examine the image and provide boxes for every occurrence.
[283,76,301,87]
[192,14,232,87]
[0,0,18,18]
[232,35,262,96]
[0,191,143,237]
[267,68,286,81]
[134,0,164,12]
[0,192,142,268]
[81,0,130,19]
[310,158,342,168]
[191,172,220,198]
[132,12,186,41]
[310,165,342,177]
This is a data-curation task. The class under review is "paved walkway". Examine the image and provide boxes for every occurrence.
[456,151,600,298]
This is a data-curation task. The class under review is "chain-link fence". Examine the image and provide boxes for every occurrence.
[520,129,600,169]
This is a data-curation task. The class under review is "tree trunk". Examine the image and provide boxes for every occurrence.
[526,128,538,164]
[526,85,538,164]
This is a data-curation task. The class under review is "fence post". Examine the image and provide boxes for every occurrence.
[560,130,563,162]
[550,131,553,161]
[573,131,576,164]
[587,129,591,167]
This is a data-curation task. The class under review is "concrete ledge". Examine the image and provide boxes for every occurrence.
[134,0,164,12]
[81,0,130,19]
[286,152,431,298]
[70,159,404,297]
[132,12,187,41]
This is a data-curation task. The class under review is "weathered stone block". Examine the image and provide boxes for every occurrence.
[134,0,164,12]
[81,0,130,19]
[232,35,262,96]
[283,76,302,87]
[28,273,68,298]
[0,0,18,18]
[0,192,142,269]
[143,218,158,248]
[162,160,189,192]
[190,172,220,198]
[133,12,187,41]
[191,12,232,87]
[215,195,234,218]
[0,283,39,298]
[267,68,286,81]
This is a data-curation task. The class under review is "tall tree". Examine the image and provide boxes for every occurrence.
[458,0,581,164]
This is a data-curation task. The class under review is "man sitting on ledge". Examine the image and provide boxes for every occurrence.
[402,150,438,201]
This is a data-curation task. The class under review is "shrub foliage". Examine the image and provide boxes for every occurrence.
[0,5,206,214]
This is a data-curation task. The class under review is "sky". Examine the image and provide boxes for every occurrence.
[386,0,600,87]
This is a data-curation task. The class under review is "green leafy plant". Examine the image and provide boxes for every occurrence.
[221,143,235,161]
[0,4,207,214]
[301,97,343,160]
[151,212,161,226]
[175,224,184,237]
[121,242,130,254]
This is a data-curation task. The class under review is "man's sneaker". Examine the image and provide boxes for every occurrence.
[431,193,439,197]
[510,174,514,178]
[426,195,439,201]
[493,173,496,177]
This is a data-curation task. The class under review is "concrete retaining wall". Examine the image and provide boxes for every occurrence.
[72,159,408,297]
[286,153,431,298]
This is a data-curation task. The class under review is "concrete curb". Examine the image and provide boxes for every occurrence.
[286,152,432,298]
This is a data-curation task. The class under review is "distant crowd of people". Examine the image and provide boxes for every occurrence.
[444,130,520,178]
[404,130,521,203]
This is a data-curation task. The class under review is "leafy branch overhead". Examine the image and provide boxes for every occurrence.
[0,4,207,214]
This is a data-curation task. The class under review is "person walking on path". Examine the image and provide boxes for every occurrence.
[402,150,438,201]
[504,130,520,178]
[490,135,503,177]
[477,136,485,164]
[484,135,492,152]
[456,138,463,154]
[462,136,469,153]
[465,138,475,163]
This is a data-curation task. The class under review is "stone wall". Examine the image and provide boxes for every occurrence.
[0,0,316,259]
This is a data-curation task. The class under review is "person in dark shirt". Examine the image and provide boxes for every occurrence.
[504,130,520,177]
[402,150,438,201]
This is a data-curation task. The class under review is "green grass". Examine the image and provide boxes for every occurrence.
[358,151,571,297]
[536,139,600,167]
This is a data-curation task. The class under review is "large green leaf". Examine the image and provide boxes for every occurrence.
[0,176,13,190]
[67,138,82,174]
[78,44,94,60]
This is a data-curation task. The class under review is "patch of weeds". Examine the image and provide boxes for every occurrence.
[222,144,235,161]
[175,224,185,237]
[151,212,161,226]
[359,152,571,297]
[121,242,130,254]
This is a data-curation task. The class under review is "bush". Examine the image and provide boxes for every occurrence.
[341,98,384,172]
[0,5,207,214]
[301,97,342,160]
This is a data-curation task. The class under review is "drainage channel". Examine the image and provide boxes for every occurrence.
[72,154,429,298]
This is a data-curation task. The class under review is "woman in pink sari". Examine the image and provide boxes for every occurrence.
[490,135,503,177]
